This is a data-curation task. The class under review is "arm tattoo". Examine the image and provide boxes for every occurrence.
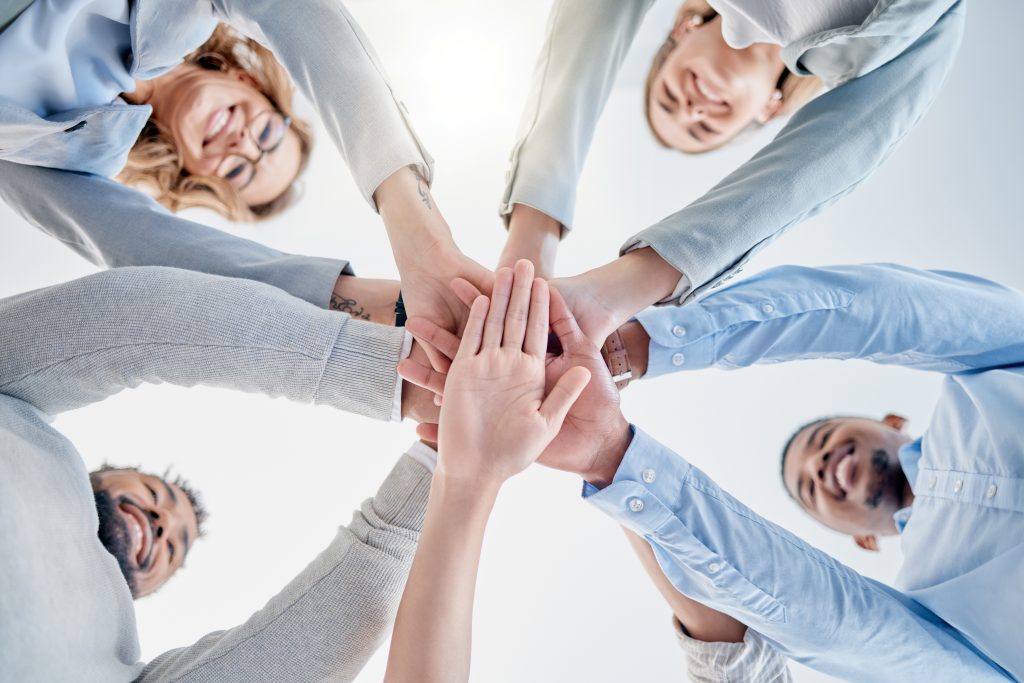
[329,293,370,320]
[412,169,433,210]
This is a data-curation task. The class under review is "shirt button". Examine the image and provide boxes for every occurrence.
[987,484,998,498]
[628,498,645,513]
[642,469,657,483]
[761,303,775,314]
[672,325,687,337]
[672,353,685,366]
[707,562,722,574]
[953,479,963,493]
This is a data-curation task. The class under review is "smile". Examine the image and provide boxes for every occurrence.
[692,72,726,105]
[826,441,857,498]
[203,106,234,146]
[119,502,154,568]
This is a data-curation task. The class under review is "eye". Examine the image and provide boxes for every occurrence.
[820,428,835,450]
[145,484,158,503]
[808,480,815,502]
[168,541,176,563]
[224,163,247,180]
[258,122,273,146]
[698,121,717,135]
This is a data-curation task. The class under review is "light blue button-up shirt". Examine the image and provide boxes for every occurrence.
[586,264,1023,681]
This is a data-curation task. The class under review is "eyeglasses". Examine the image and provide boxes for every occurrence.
[215,110,292,191]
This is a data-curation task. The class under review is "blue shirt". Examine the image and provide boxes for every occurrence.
[586,264,1022,681]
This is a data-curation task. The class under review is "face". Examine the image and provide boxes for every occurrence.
[91,469,200,598]
[648,15,786,152]
[145,64,302,206]
[783,417,913,537]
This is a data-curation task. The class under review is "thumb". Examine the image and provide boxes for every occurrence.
[451,277,485,309]
[416,422,439,443]
[539,366,591,428]
[549,287,590,354]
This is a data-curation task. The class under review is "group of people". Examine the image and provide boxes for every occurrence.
[0,0,1018,681]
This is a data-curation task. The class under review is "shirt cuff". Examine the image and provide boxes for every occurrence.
[390,331,414,422]
[624,240,692,304]
[673,617,793,683]
[405,440,438,473]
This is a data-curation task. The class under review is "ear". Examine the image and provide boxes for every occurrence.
[854,534,879,552]
[882,414,907,432]
[670,12,703,41]
[755,90,784,124]
[228,67,260,90]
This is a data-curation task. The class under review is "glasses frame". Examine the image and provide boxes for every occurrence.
[215,109,293,192]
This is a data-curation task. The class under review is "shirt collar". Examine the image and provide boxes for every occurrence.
[892,437,923,534]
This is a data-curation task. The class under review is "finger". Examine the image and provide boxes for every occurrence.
[539,366,591,428]
[457,295,490,359]
[407,317,460,363]
[482,267,513,349]
[548,286,589,354]
[451,277,485,310]
[397,358,446,397]
[416,422,439,443]
[502,260,535,350]
[420,340,452,375]
[524,278,550,357]
[433,393,443,407]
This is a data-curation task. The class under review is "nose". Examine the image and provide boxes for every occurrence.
[814,449,833,482]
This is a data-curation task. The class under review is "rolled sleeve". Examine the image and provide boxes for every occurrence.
[672,617,793,683]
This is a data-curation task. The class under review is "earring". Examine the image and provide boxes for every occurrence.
[771,89,783,101]
[689,14,704,28]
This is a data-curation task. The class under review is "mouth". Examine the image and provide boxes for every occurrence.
[119,502,154,568]
[690,70,726,105]
[825,441,857,499]
[203,105,236,147]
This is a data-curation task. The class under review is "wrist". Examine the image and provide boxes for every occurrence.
[331,275,401,325]
[583,417,632,488]
[376,167,454,262]
[608,248,682,313]
[434,463,505,501]
[500,205,561,278]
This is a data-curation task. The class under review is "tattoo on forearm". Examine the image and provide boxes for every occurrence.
[412,169,433,210]
[330,293,370,320]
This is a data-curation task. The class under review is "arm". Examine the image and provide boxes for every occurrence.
[554,1,965,345]
[0,160,347,308]
[626,264,1024,378]
[584,427,1010,682]
[625,531,795,683]
[497,0,655,274]
[138,448,433,683]
[385,262,590,683]
[0,266,417,421]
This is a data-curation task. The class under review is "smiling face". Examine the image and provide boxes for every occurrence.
[783,416,914,539]
[144,63,302,207]
[90,468,201,598]
[647,14,786,152]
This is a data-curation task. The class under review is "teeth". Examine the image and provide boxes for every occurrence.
[694,76,724,104]
[836,455,853,493]
[209,109,229,139]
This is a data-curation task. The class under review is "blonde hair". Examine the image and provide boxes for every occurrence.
[118,24,313,221]
[644,0,822,153]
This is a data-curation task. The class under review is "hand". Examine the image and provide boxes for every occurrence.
[410,261,590,486]
[400,340,441,425]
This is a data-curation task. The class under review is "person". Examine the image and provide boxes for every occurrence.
[89,465,207,599]
[0,265,446,681]
[498,0,965,343]
[384,260,590,683]
[0,0,493,340]
[401,262,1022,681]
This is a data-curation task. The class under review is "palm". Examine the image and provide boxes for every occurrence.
[400,245,494,336]
[550,274,619,347]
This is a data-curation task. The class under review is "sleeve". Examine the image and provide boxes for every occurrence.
[632,264,1024,378]
[137,449,433,683]
[499,0,656,232]
[623,1,965,303]
[0,266,407,421]
[0,160,348,308]
[672,617,793,683]
[211,0,433,207]
[584,428,1010,682]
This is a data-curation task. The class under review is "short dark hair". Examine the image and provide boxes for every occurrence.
[779,416,833,499]
[90,464,209,537]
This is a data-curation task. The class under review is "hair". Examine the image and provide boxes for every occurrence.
[90,463,210,538]
[644,0,823,152]
[118,23,313,221]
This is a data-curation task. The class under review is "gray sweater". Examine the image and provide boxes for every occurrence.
[0,267,431,682]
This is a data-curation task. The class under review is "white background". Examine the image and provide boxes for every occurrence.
[2,1,1021,681]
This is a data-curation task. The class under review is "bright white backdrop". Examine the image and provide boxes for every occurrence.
[1,1,1021,681]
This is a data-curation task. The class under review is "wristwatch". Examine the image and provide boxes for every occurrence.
[601,330,633,390]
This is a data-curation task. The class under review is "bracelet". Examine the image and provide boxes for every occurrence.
[394,291,407,327]
[601,330,633,390]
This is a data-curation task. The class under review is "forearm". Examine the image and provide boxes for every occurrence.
[623,530,746,644]
[331,275,400,324]
[141,451,432,683]
[498,204,562,278]
[0,267,405,419]
[375,166,452,266]
[0,161,346,308]
[384,475,500,683]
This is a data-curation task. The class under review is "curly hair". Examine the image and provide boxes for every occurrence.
[90,463,210,537]
[644,0,823,153]
[118,24,314,221]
